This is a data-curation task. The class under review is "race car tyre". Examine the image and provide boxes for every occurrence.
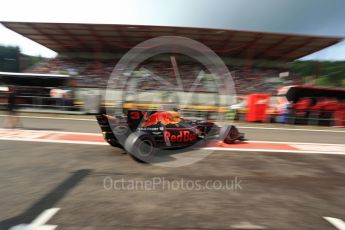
[124,132,156,163]
[220,125,240,144]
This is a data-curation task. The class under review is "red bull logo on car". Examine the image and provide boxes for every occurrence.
[142,111,181,127]
[164,131,197,143]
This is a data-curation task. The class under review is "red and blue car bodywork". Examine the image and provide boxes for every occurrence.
[96,110,245,162]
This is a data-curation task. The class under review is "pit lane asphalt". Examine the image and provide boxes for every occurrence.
[0,115,345,229]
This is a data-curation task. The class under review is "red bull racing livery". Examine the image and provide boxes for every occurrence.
[96,109,245,162]
[142,111,181,127]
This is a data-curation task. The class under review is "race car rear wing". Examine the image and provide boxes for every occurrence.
[127,110,157,130]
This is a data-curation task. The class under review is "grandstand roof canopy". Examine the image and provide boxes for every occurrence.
[2,21,343,61]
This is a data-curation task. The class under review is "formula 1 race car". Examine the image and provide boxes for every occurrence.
[96,110,245,162]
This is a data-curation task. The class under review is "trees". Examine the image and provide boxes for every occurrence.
[289,60,345,88]
[0,45,46,72]
[0,45,20,72]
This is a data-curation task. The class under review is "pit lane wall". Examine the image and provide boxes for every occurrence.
[0,86,233,117]
[74,87,234,119]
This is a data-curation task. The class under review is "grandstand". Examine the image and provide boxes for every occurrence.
[1,22,343,94]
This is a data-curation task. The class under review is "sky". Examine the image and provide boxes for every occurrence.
[0,0,345,60]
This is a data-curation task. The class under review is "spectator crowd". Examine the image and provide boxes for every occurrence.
[28,57,302,94]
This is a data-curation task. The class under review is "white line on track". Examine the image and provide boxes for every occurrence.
[9,208,60,230]
[238,126,345,133]
[30,208,60,227]
[230,221,267,229]
[324,217,345,230]
[0,137,108,146]
[0,128,100,135]
[249,140,345,147]
[204,147,345,155]
[0,114,95,121]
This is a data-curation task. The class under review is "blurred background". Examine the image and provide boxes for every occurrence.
[0,18,344,126]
